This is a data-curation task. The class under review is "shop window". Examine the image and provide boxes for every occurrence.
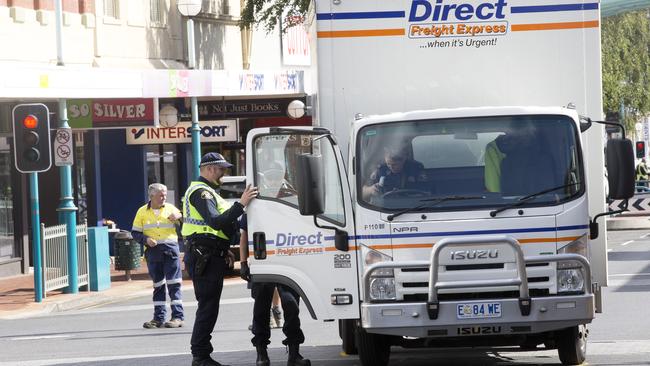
[104,0,120,19]
[146,145,180,207]
[150,0,167,27]
[74,132,88,225]
[0,136,14,259]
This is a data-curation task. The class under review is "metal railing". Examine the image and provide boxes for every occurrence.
[41,221,89,295]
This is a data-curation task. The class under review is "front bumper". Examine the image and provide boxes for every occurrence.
[362,293,593,337]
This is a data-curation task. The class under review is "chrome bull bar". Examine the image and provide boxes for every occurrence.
[363,235,592,320]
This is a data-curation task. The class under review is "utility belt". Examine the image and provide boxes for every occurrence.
[186,236,230,276]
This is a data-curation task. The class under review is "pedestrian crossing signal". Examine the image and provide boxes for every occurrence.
[12,103,52,173]
[636,141,646,159]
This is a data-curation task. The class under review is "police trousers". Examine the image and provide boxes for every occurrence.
[251,282,305,347]
[187,252,228,358]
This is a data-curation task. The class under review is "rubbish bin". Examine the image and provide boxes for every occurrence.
[113,230,141,280]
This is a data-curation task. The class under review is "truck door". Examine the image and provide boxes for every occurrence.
[245,127,359,320]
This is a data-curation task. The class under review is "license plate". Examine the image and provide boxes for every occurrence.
[457,302,502,319]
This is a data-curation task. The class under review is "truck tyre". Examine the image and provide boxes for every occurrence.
[356,328,390,366]
[556,325,587,365]
[339,319,358,355]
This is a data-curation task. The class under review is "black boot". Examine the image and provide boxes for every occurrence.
[256,345,270,366]
[287,344,311,366]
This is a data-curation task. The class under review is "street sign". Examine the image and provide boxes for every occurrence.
[53,128,74,166]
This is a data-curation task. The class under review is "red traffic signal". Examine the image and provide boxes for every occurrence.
[636,141,646,159]
[22,114,38,129]
[12,104,51,173]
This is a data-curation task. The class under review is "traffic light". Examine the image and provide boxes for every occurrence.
[12,103,52,173]
[636,141,646,159]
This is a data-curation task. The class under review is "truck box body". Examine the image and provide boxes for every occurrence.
[245,1,614,365]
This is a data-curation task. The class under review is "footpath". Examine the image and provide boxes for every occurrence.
[0,258,225,320]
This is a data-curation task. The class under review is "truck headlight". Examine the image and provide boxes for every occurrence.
[557,235,588,294]
[557,267,585,293]
[369,277,396,300]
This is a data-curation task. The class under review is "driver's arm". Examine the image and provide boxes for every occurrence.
[362,169,382,201]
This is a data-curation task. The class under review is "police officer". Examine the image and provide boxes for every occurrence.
[239,214,310,366]
[183,152,257,366]
[132,183,184,329]
[362,144,427,201]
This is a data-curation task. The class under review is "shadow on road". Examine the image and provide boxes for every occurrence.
[49,344,575,366]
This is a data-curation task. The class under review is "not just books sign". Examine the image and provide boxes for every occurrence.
[126,120,238,145]
[181,97,306,120]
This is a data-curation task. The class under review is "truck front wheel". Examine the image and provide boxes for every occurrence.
[555,325,587,365]
[356,328,390,366]
[338,319,358,355]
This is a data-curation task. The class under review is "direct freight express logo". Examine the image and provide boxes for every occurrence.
[408,0,508,39]
[275,232,325,256]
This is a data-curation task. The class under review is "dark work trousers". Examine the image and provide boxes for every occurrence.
[145,245,184,322]
[188,253,228,358]
[251,283,305,347]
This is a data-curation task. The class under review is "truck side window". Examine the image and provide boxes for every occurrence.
[253,134,345,226]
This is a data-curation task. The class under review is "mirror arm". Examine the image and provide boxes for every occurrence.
[313,216,349,251]
[589,199,628,240]
[590,119,627,139]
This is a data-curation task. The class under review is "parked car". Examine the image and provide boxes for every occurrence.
[216,176,246,265]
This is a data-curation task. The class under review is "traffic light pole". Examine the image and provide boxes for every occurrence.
[30,173,43,302]
[54,1,78,294]
[57,100,78,294]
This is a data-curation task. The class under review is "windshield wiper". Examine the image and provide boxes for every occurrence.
[387,195,486,222]
[489,182,581,218]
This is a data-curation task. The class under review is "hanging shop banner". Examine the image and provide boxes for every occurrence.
[68,99,155,129]
[182,97,306,120]
[126,120,238,145]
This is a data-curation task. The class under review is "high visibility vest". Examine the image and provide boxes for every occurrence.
[131,203,180,244]
[484,140,506,193]
[181,181,232,240]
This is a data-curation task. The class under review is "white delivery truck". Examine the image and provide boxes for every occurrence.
[245,1,635,365]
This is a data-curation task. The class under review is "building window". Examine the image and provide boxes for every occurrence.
[104,0,120,19]
[150,0,167,27]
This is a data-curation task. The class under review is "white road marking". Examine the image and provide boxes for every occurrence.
[51,297,253,316]
[609,273,650,277]
[621,240,634,246]
[10,334,72,341]
[641,233,650,239]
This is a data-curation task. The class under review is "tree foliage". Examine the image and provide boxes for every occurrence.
[240,0,312,33]
[602,10,650,129]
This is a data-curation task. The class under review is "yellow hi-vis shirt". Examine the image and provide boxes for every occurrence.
[131,203,181,246]
[484,140,506,193]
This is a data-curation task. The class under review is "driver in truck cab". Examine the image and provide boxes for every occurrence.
[362,144,427,201]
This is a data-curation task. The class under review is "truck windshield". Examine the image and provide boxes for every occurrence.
[357,115,584,212]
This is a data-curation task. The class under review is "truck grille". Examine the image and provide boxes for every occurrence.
[395,262,554,301]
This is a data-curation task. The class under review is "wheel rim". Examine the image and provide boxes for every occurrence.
[578,325,588,355]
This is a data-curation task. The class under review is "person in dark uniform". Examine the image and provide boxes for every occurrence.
[183,152,258,366]
[362,145,427,201]
[239,213,311,366]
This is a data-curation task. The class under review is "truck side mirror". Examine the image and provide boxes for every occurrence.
[296,154,325,216]
[606,139,635,200]
[334,228,349,252]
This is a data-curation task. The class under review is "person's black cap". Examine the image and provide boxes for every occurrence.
[200,152,233,168]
